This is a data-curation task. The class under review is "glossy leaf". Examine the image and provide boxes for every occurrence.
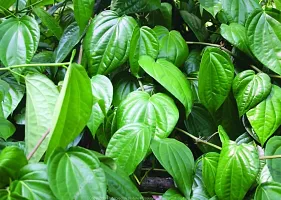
[198,47,234,113]
[33,7,63,39]
[202,152,220,196]
[232,70,271,117]
[111,0,161,15]
[129,26,159,77]
[47,147,106,200]
[25,74,59,163]
[147,3,172,30]
[87,75,113,137]
[73,0,95,32]
[199,0,222,17]
[139,56,193,116]
[220,23,252,55]
[0,146,27,188]
[0,0,16,9]
[84,10,137,76]
[45,64,93,160]
[10,163,56,199]
[247,85,281,146]
[162,188,185,200]
[151,138,194,198]
[265,136,281,183]
[254,182,281,200]
[106,123,152,175]
[215,141,260,200]
[222,0,261,25]
[0,16,40,66]
[0,190,28,200]
[0,118,15,140]
[246,9,281,75]
[183,49,201,74]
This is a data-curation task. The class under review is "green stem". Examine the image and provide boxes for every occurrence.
[0,5,16,18]
[260,155,281,160]
[0,62,70,71]
[250,65,281,79]
[138,79,145,92]
[27,129,50,160]
[250,65,262,73]
[133,174,141,185]
[175,127,222,150]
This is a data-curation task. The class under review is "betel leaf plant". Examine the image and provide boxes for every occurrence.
[1,0,281,199]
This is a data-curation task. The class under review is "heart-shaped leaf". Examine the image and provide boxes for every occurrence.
[255,182,281,200]
[47,147,106,200]
[247,85,281,146]
[106,123,152,175]
[198,47,234,113]
[232,70,271,117]
[199,0,222,17]
[84,10,137,76]
[151,138,194,199]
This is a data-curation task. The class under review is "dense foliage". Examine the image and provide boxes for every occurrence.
[0,0,281,199]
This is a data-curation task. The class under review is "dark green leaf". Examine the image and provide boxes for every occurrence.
[0,189,28,200]
[148,3,172,30]
[247,85,281,146]
[0,118,15,140]
[198,47,234,113]
[254,182,281,200]
[183,49,201,74]
[0,0,16,9]
[73,0,95,32]
[199,0,222,17]
[151,138,194,199]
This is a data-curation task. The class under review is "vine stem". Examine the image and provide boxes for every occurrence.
[27,129,50,160]
[0,62,70,71]
[138,79,145,92]
[259,155,281,160]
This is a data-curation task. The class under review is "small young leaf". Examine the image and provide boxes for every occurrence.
[73,0,95,32]
[254,182,281,200]
[162,188,185,200]
[0,118,15,140]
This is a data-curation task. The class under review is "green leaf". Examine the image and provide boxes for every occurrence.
[215,141,260,200]
[45,64,93,161]
[220,23,252,56]
[33,7,63,39]
[0,146,27,188]
[156,26,189,67]
[180,10,209,42]
[151,138,194,199]
[199,0,222,17]
[147,3,173,30]
[27,0,54,7]
[129,26,159,77]
[202,152,220,197]
[84,10,137,76]
[117,91,179,139]
[247,85,281,146]
[10,163,56,199]
[265,136,281,183]
[47,147,106,200]
[0,117,15,140]
[246,9,281,75]
[254,182,281,200]
[162,188,185,200]
[0,16,40,66]
[139,56,193,116]
[183,49,201,74]
[218,125,230,145]
[0,0,16,9]
[100,163,143,199]
[110,0,161,15]
[153,25,169,40]
[55,22,81,63]
[25,74,59,163]
[0,190,28,200]
[73,0,95,32]
[198,47,234,113]
[0,80,9,102]
[222,0,261,25]
[105,123,152,175]
[87,75,113,137]
[232,70,272,117]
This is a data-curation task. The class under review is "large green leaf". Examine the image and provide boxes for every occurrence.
[105,123,152,175]
[110,0,161,15]
[117,91,179,139]
[0,118,15,140]
[25,74,59,163]
[232,70,272,117]
[156,26,189,67]
[202,152,220,197]
[220,23,252,56]
[45,64,93,161]
[247,85,281,146]
[265,136,281,183]
[0,0,16,9]
[151,138,194,199]
[254,182,281,200]
[139,56,193,116]
[0,16,40,66]
[33,7,63,39]
[222,0,261,25]
[215,141,260,200]
[246,9,281,75]
[100,164,143,199]
[87,75,113,137]
[199,0,222,17]
[84,10,137,76]
[73,0,95,32]
[47,147,106,200]
[0,146,27,188]
[129,26,159,77]
[10,163,56,199]
[198,47,234,113]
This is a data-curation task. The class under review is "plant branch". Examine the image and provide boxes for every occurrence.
[259,155,281,160]
[138,79,145,92]
[250,65,262,73]
[27,129,50,160]
[0,62,70,71]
